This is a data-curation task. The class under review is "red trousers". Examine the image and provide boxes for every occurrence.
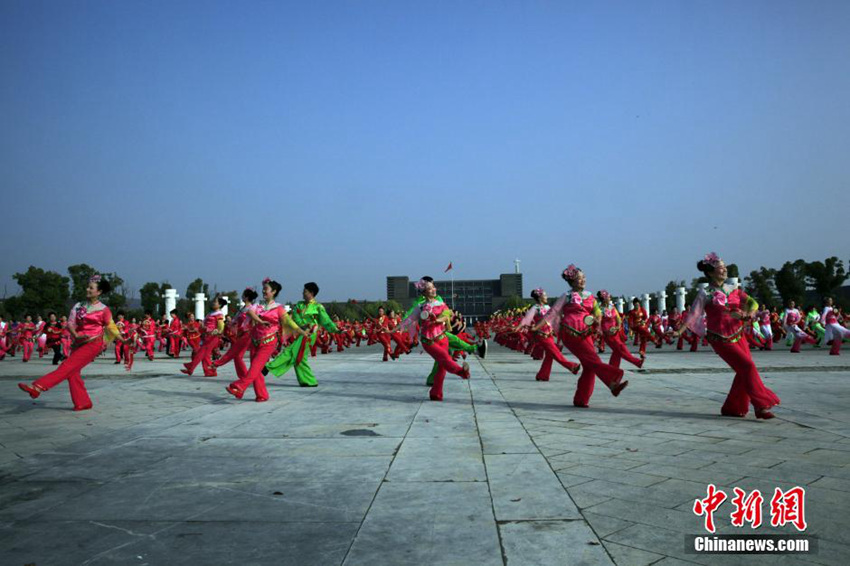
[604,333,643,369]
[124,341,135,370]
[22,340,34,362]
[231,338,278,401]
[170,335,182,357]
[215,333,251,379]
[185,336,221,376]
[141,336,155,360]
[560,330,625,407]
[422,337,468,401]
[632,326,658,355]
[378,333,393,361]
[534,334,578,381]
[710,338,780,414]
[33,338,101,409]
[391,332,409,358]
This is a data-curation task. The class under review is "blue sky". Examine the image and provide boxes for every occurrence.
[1,0,848,304]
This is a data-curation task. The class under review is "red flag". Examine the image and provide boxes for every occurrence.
[444,262,453,273]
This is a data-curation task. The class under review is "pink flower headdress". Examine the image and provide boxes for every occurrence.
[562,264,580,283]
[703,252,722,268]
[598,289,611,302]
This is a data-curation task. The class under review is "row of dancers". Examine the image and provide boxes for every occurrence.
[13,253,849,419]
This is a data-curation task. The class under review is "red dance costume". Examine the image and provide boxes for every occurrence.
[182,311,224,377]
[627,307,658,355]
[520,304,579,381]
[685,286,780,418]
[228,302,298,402]
[548,291,627,407]
[215,305,256,379]
[20,302,119,410]
[601,305,643,369]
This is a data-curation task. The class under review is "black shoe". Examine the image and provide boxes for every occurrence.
[261,367,269,376]
[477,340,488,359]
[299,382,318,388]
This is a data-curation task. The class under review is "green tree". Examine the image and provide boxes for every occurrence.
[774,260,807,306]
[186,278,210,308]
[805,257,847,302]
[101,272,127,311]
[67,263,98,303]
[726,263,740,279]
[140,282,166,315]
[13,266,71,316]
[744,267,778,309]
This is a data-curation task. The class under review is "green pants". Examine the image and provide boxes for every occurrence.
[426,332,475,386]
[266,333,318,387]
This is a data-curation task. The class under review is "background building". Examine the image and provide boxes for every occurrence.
[387,273,523,321]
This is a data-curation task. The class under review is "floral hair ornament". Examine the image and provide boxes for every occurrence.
[89,274,102,284]
[562,264,580,282]
[244,286,256,293]
[703,252,722,268]
[413,278,428,291]
[598,289,611,302]
[262,277,271,285]
[532,287,545,297]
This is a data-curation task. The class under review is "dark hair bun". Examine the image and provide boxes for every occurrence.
[697,260,713,275]
[530,289,540,300]
[304,282,319,297]
[243,288,258,302]
[266,280,282,297]
[97,279,112,294]
[218,296,229,306]
[421,276,434,283]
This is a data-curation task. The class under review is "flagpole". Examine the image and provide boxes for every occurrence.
[451,269,454,310]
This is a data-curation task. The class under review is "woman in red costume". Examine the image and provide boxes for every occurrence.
[181,297,227,377]
[516,288,580,381]
[678,253,780,419]
[536,265,628,408]
[226,278,305,402]
[401,278,470,401]
[18,275,121,411]
[214,287,258,379]
[597,290,644,369]
[627,299,659,356]
[19,315,36,362]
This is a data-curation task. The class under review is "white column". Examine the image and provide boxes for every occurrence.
[675,287,686,312]
[698,283,709,295]
[629,296,636,311]
[238,299,245,309]
[615,298,624,314]
[656,290,667,314]
[726,277,739,290]
[164,289,179,320]
[194,293,206,320]
[641,293,651,314]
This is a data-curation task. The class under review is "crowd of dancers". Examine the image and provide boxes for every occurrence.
[8,253,850,419]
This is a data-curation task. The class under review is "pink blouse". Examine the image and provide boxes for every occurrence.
[68,302,113,340]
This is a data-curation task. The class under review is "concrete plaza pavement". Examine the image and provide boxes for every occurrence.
[1,342,848,565]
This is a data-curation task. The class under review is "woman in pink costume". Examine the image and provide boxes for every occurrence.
[226,278,305,402]
[536,265,628,408]
[402,278,470,401]
[181,296,227,377]
[822,297,850,355]
[516,288,580,381]
[214,287,259,378]
[679,253,780,419]
[597,290,644,369]
[18,276,121,411]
